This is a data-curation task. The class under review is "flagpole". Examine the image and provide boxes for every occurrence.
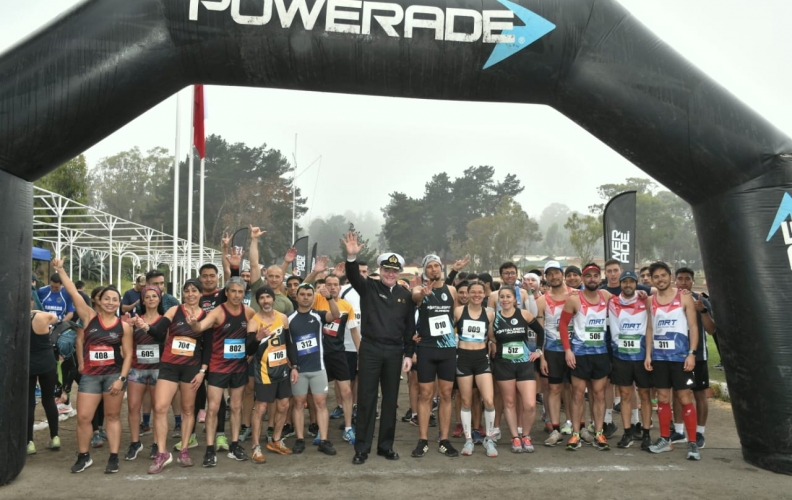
[187,87,195,278]
[292,133,297,244]
[199,156,205,269]
[172,91,181,291]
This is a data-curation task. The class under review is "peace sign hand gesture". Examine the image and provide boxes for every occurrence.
[452,255,470,272]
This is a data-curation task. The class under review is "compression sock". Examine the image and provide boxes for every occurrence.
[657,403,671,439]
[460,407,472,440]
[142,413,150,427]
[683,404,698,442]
[174,415,182,426]
[484,408,495,438]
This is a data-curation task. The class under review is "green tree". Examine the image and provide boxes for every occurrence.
[35,154,90,204]
[337,223,379,266]
[380,192,432,263]
[308,215,349,257]
[565,213,602,264]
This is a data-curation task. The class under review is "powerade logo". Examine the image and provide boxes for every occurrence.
[766,192,792,270]
[189,0,555,69]
[610,230,630,264]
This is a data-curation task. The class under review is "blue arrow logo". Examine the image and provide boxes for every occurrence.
[766,192,792,241]
[483,0,556,70]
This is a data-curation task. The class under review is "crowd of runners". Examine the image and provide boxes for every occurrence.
[27,228,716,474]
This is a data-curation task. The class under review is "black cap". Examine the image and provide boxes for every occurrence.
[477,273,493,284]
[565,265,582,276]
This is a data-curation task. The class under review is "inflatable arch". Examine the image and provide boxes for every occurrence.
[1,0,791,483]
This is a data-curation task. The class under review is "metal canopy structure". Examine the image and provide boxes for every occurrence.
[33,186,222,288]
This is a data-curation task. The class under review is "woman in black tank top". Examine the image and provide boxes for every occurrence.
[27,309,61,455]
[52,258,134,474]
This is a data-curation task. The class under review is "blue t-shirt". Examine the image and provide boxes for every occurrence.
[287,309,328,373]
[37,286,75,320]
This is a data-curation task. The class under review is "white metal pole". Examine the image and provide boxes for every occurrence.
[187,88,195,279]
[292,134,297,243]
[199,157,205,268]
[173,91,181,289]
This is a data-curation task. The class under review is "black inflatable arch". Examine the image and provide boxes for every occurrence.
[1,0,791,483]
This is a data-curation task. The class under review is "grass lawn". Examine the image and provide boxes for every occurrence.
[706,334,726,384]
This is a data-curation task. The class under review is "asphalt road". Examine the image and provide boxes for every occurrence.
[6,384,787,500]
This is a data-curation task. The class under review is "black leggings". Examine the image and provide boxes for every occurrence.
[194,382,226,434]
[60,355,79,400]
[28,369,59,442]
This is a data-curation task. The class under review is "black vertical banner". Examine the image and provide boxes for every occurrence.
[292,236,309,277]
[309,242,317,273]
[603,191,637,270]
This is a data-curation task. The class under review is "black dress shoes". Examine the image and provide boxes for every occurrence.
[353,452,368,465]
[377,449,399,460]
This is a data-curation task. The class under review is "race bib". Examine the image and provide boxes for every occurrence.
[295,334,319,356]
[89,345,115,367]
[654,339,675,351]
[267,347,288,366]
[460,320,486,341]
[502,341,524,360]
[224,338,246,359]
[171,336,196,357]
[584,330,605,347]
[323,321,341,337]
[136,344,160,364]
[617,338,641,354]
[429,315,452,337]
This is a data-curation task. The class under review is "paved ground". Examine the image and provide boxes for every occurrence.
[6,382,788,499]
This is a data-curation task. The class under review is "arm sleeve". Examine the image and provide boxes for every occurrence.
[147,317,172,342]
[201,328,214,366]
[403,307,416,357]
[444,269,458,286]
[284,329,298,366]
[345,260,367,296]
[527,317,545,350]
[245,333,260,356]
[524,292,538,316]
[559,310,573,351]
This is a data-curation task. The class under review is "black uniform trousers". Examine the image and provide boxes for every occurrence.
[354,340,403,455]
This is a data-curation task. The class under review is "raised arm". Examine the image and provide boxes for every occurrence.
[248,226,265,284]
[304,255,328,285]
[221,232,232,282]
[51,258,95,323]
[342,231,367,295]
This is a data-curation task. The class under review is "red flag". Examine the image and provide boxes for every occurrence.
[193,85,205,159]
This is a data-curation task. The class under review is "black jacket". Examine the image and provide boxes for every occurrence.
[345,259,415,356]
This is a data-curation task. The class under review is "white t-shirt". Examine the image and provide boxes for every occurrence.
[340,285,361,352]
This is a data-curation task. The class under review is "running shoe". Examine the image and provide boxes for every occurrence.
[616,433,632,449]
[313,432,322,446]
[90,432,103,448]
[172,423,182,438]
[566,434,582,451]
[267,439,293,455]
[651,398,658,411]
[308,422,319,437]
[353,403,358,419]
[603,422,618,439]
[292,439,306,454]
[215,434,229,451]
[594,432,610,451]
[105,455,120,474]
[560,421,573,435]
[484,438,498,458]
[472,428,484,445]
[411,439,429,458]
[266,427,274,443]
[33,421,49,431]
[613,402,621,413]
[125,441,143,461]
[586,422,596,434]
[174,435,198,451]
[47,436,61,450]
[228,444,249,461]
[536,393,543,406]
[139,423,152,436]
[649,437,673,454]
[35,385,41,398]
[492,428,502,441]
[198,409,206,423]
[521,436,534,453]
[148,452,172,474]
[202,448,217,467]
[686,441,701,461]
[330,405,344,419]
[461,440,474,456]
[318,440,337,456]
[71,453,93,473]
[343,427,356,445]
[511,437,523,454]
[696,432,706,449]
[178,448,193,467]
[240,426,251,442]
[429,413,437,427]
[630,423,643,440]
[669,431,686,444]
[58,403,76,420]
[98,428,108,441]
[150,442,159,459]
[432,397,439,412]
[26,441,36,455]
[714,363,724,370]
[544,430,563,447]
[452,423,464,438]
[641,433,652,452]
[283,423,296,438]
[251,445,266,464]
[409,415,419,427]
[580,428,595,445]
[438,440,459,457]
[402,408,413,422]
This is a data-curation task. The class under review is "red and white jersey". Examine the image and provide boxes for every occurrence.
[570,291,608,356]
[544,294,572,353]
[608,295,648,361]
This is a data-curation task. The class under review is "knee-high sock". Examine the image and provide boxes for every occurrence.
[682,403,698,442]
[484,408,495,438]
[658,402,672,439]
[461,408,472,440]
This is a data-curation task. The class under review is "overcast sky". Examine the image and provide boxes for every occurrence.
[2,0,790,224]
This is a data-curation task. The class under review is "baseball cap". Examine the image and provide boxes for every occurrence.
[543,260,563,274]
[619,270,639,282]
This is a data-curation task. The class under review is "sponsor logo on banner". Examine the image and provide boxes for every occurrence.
[610,230,630,264]
[766,192,792,270]
[188,0,555,69]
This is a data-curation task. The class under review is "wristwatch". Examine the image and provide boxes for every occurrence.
[118,376,127,383]
[291,365,300,372]
[534,348,543,356]
[199,368,207,374]
[701,307,709,314]
[688,350,697,356]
